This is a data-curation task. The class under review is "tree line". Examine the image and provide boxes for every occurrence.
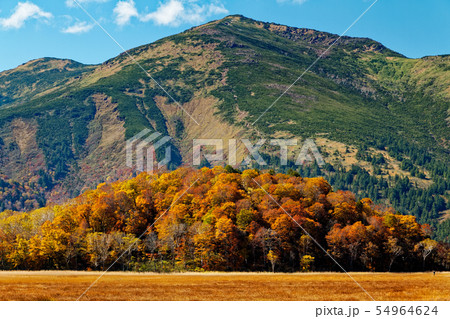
[0,167,448,272]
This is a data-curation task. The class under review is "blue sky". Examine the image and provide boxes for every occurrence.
[0,0,449,72]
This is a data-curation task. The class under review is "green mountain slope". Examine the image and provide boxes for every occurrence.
[0,15,448,239]
[0,58,94,107]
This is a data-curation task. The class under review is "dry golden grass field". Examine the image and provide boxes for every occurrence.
[0,272,448,301]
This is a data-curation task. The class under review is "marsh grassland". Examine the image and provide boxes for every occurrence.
[0,272,448,301]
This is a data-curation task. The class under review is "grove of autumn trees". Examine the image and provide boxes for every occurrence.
[0,166,449,272]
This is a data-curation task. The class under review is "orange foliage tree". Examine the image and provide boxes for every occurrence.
[0,167,448,272]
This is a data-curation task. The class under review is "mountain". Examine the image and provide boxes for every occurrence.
[0,15,448,239]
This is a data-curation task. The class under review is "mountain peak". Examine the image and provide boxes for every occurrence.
[188,15,403,58]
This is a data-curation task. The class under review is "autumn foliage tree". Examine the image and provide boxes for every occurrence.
[0,166,448,272]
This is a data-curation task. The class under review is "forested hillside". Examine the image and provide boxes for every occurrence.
[0,167,448,272]
[0,15,448,241]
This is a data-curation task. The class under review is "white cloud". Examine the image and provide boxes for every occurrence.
[66,0,110,8]
[140,0,229,27]
[141,0,184,26]
[0,1,52,29]
[113,0,139,26]
[207,3,229,15]
[62,21,94,34]
[276,0,308,5]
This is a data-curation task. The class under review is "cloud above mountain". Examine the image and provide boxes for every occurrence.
[0,0,228,32]
[113,0,139,26]
[0,1,52,29]
[113,0,228,27]
[62,21,94,34]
